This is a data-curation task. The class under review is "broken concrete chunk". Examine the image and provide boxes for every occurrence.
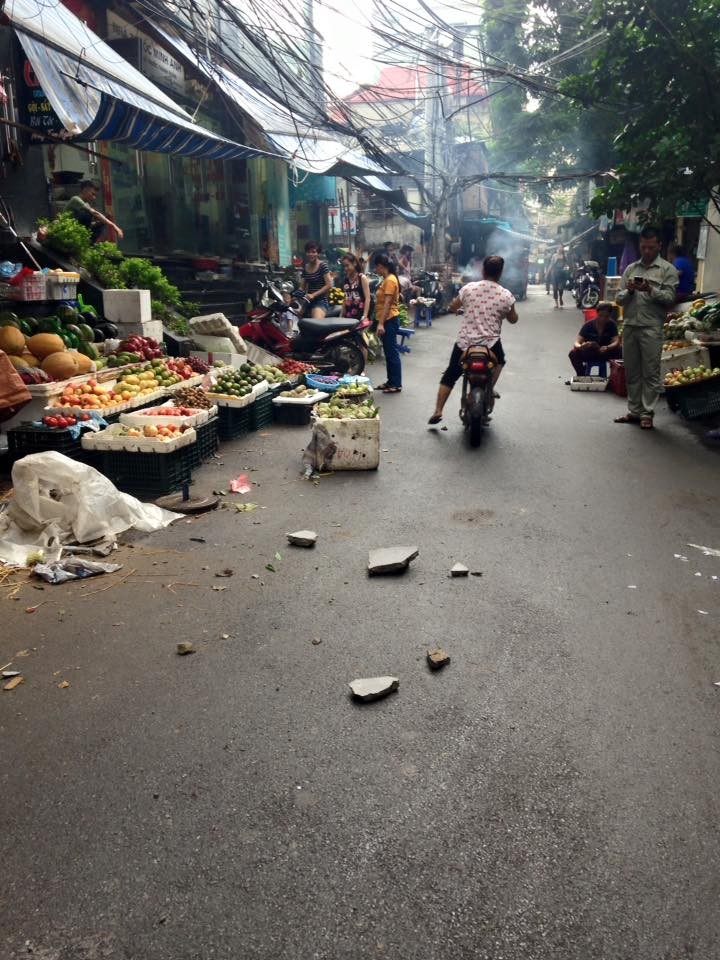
[368,546,419,575]
[349,676,399,702]
[450,563,469,577]
[287,530,318,548]
[2,675,24,691]
[427,649,450,670]
[176,642,195,656]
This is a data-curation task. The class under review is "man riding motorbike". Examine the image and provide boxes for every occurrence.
[428,255,518,425]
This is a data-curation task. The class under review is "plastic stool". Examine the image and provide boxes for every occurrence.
[397,327,415,354]
[414,303,433,328]
[583,360,608,377]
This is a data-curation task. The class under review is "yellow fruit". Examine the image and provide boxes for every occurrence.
[0,325,26,355]
[27,333,66,359]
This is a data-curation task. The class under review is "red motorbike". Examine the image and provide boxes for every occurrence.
[238,282,370,375]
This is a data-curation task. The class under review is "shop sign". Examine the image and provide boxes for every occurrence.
[18,58,63,135]
[328,207,356,236]
[107,11,185,95]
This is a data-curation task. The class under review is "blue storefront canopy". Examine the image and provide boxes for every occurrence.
[4,0,272,160]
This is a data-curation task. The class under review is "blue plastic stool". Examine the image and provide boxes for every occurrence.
[414,303,433,328]
[397,327,415,353]
[583,360,608,377]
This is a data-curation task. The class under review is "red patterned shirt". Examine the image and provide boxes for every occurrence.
[456,280,515,350]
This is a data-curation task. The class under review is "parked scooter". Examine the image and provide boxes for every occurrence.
[459,344,496,447]
[573,261,601,309]
[238,281,370,375]
[414,270,445,314]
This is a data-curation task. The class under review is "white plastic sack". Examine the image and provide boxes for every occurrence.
[0,451,181,567]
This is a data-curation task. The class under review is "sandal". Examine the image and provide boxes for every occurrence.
[614,414,640,424]
[640,417,654,430]
[375,382,390,391]
[428,414,442,425]
[381,386,402,393]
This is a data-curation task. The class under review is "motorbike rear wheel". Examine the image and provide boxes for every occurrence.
[464,385,486,447]
[581,288,600,309]
[320,340,365,375]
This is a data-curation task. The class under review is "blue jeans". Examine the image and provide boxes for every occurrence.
[381,318,402,388]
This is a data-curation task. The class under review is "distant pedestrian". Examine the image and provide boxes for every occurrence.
[568,301,621,375]
[66,179,124,243]
[614,226,678,430]
[668,243,696,302]
[551,246,569,308]
[373,253,402,394]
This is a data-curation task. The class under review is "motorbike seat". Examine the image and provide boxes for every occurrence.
[298,317,360,337]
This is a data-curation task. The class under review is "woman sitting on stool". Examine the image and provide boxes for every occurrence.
[569,301,622,376]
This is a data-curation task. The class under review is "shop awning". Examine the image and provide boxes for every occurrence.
[152,24,389,177]
[3,0,271,159]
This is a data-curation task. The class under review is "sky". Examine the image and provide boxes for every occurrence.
[314,0,482,97]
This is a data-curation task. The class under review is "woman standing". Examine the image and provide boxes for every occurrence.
[301,241,333,319]
[341,254,371,322]
[374,252,402,394]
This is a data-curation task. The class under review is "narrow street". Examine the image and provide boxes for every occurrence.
[3,287,720,960]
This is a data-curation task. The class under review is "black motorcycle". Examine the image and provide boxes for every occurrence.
[573,261,601,309]
[413,270,445,314]
[460,344,496,447]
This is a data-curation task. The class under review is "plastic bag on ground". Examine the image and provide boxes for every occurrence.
[34,558,123,584]
[0,451,181,567]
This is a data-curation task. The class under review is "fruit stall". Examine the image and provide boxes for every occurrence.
[663,298,720,420]
[1,323,382,498]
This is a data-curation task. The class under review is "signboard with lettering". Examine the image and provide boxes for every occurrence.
[107,11,185,95]
[18,57,63,135]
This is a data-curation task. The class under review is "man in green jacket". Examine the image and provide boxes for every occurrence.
[614,226,678,430]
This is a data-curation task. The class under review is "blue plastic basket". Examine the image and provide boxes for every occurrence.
[305,373,341,393]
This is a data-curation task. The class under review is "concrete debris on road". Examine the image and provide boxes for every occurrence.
[368,546,419,575]
[451,562,469,577]
[176,642,195,655]
[287,530,318,548]
[349,676,399,701]
[427,648,451,670]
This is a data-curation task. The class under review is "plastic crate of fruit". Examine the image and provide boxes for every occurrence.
[250,391,275,430]
[188,417,219,468]
[665,377,720,419]
[218,404,252,440]
[96,447,194,498]
[6,423,87,461]
[209,379,268,408]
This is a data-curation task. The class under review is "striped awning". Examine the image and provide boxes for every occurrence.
[4,0,271,159]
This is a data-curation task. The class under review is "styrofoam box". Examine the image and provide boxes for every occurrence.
[82,423,197,454]
[272,391,328,405]
[115,319,164,342]
[119,404,216,428]
[570,376,609,392]
[604,276,622,301]
[210,380,268,408]
[103,288,152,326]
[245,342,283,366]
[190,351,247,369]
[660,344,710,379]
[166,374,206,392]
[313,416,380,470]
[190,313,234,335]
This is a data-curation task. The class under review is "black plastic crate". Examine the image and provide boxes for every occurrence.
[6,423,95,462]
[666,378,720,419]
[96,445,194,498]
[250,392,275,430]
[188,417,219,468]
[273,402,314,426]
[218,404,252,440]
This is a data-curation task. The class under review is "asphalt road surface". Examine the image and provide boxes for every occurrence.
[2,287,720,960]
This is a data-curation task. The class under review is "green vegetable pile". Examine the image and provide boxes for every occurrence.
[44,214,92,258]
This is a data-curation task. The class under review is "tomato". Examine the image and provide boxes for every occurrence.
[67,417,77,426]
[80,413,91,421]
[44,416,59,428]
[56,417,68,428]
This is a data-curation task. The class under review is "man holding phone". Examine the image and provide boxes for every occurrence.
[614,226,678,430]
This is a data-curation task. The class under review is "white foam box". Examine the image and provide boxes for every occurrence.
[103,288,152,326]
[570,376,608,392]
[660,344,710,382]
[604,276,622,302]
[190,350,247,369]
[312,416,380,470]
